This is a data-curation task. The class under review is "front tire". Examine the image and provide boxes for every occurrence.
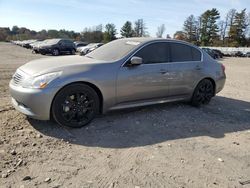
[52,48,60,56]
[52,84,99,128]
[191,79,214,107]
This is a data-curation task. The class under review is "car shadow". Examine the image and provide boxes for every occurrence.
[28,96,250,148]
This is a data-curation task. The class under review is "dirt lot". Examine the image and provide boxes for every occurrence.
[0,42,250,188]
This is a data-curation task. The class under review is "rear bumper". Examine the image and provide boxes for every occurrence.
[215,74,226,94]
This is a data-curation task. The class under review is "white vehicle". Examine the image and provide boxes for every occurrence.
[78,43,103,55]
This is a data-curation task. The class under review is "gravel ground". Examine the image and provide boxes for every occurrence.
[0,42,250,188]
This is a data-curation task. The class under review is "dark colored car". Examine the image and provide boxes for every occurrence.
[246,52,250,57]
[33,39,76,56]
[202,48,219,59]
[235,51,244,57]
[213,49,224,58]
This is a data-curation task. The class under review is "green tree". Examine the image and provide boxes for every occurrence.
[103,23,117,42]
[11,26,19,35]
[47,30,60,38]
[0,27,11,41]
[183,15,199,43]
[229,9,248,46]
[120,21,134,38]
[200,8,220,46]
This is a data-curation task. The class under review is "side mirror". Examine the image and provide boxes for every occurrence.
[130,56,142,65]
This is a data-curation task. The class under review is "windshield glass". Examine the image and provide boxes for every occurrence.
[86,39,142,61]
[44,39,60,45]
[87,43,97,47]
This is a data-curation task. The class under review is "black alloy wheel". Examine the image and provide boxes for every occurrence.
[191,79,214,107]
[52,48,60,56]
[52,84,99,128]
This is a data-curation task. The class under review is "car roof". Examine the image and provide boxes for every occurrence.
[118,37,199,49]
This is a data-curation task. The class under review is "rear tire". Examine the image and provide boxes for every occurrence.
[71,49,76,55]
[191,79,214,107]
[52,84,99,128]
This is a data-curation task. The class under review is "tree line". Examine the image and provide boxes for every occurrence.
[1,8,250,47]
[174,8,250,47]
[0,19,148,43]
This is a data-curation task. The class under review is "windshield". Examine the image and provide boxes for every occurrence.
[86,39,142,61]
[44,39,60,45]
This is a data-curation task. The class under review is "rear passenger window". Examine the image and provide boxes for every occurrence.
[192,48,202,61]
[170,43,201,62]
[134,42,170,64]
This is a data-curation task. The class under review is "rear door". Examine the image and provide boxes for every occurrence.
[64,40,73,52]
[167,42,203,96]
[116,42,171,103]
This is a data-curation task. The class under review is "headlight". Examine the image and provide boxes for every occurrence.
[22,71,62,89]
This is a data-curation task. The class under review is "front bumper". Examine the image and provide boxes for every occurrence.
[9,81,59,120]
[38,48,52,54]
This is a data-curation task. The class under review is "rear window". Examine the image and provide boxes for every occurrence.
[170,43,201,62]
[192,47,202,61]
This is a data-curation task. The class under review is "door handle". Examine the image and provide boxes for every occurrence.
[195,65,201,70]
[159,69,168,74]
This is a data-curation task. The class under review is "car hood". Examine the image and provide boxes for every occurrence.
[19,55,105,76]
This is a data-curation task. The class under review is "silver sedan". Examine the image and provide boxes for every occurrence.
[9,38,226,127]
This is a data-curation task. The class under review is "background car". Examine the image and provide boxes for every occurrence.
[234,51,245,57]
[10,38,226,128]
[202,48,219,59]
[78,43,103,55]
[74,41,88,49]
[213,49,224,58]
[33,38,76,56]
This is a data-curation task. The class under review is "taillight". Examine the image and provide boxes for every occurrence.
[221,64,225,72]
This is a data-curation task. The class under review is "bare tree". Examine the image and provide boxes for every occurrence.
[134,19,147,37]
[156,24,166,38]
[219,20,225,40]
[219,9,236,44]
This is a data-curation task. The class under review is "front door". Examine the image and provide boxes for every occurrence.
[116,42,171,104]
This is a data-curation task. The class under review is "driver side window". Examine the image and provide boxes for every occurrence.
[134,42,170,64]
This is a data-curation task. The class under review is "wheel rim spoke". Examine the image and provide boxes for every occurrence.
[61,91,95,125]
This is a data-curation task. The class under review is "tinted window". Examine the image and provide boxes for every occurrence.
[170,43,201,62]
[134,43,170,64]
[66,40,73,44]
[192,48,202,61]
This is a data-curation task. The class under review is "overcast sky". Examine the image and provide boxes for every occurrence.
[0,0,249,37]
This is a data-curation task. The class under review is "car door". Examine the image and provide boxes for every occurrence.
[116,42,171,104]
[58,40,65,51]
[167,42,203,96]
[63,40,71,52]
